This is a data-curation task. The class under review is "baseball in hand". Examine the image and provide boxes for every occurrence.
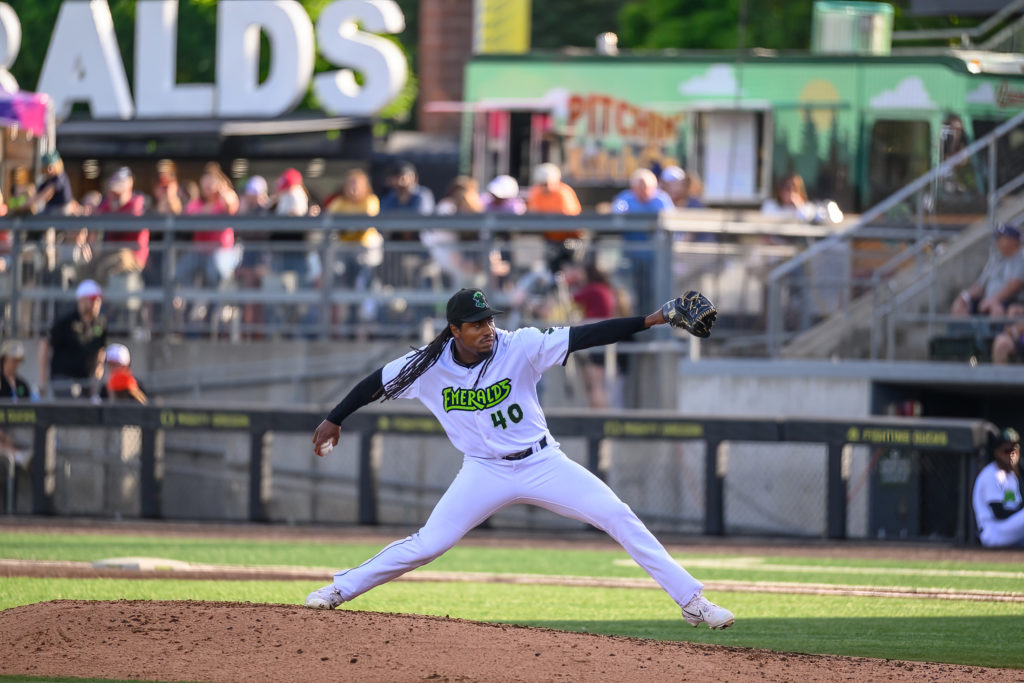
[317,440,335,457]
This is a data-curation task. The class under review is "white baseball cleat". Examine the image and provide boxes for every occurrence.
[681,593,734,630]
[305,583,345,610]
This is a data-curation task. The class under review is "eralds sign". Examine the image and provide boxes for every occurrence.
[0,0,407,120]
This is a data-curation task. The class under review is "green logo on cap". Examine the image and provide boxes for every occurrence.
[473,291,487,309]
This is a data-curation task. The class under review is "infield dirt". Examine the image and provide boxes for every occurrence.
[0,599,1019,682]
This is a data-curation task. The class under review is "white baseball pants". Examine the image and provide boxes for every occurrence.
[980,507,1024,547]
[332,447,703,607]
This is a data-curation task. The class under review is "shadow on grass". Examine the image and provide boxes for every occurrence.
[508,616,1024,669]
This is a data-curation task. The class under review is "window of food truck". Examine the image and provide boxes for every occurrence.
[866,119,931,208]
[691,109,770,205]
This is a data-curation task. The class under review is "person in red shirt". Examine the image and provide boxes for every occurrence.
[569,262,628,409]
[93,167,149,279]
[178,162,239,287]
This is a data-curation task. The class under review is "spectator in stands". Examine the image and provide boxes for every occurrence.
[761,173,810,217]
[38,279,107,399]
[7,166,33,215]
[611,169,672,312]
[233,176,274,334]
[482,175,526,214]
[0,340,30,401]
[179,162,239,287]
[973,426,1024,546]
[379,161,434,215]
[661,166,704,209]
[435,176,483,216]
[569,262,624,409]
[100,343,147,404]
[93,166,149,280]
[80,191,103,216]
[32,150,77,215]
[528,163,583,246]
[152,159,184,215]
[992,313,1024,364]
[275,168,310,217]
[528,163,580,216]
[327,168,382,331]
[239,176,271,216]
[952,222,1024,318]
[612,169,673,214]
[428,176,485,288]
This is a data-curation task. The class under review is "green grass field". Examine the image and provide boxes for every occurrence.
[2,530,1023,669]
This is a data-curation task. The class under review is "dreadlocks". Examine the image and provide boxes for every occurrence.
[381,323,499,399]
[381,327,454,400]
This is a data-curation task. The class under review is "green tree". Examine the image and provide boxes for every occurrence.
[617,0,982,51]
[531,0,624,49]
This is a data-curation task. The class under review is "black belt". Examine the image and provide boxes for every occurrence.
[503,436,548,461]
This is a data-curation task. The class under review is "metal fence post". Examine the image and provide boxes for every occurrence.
[357,431,379,525]
[30,425,55,515]
[587,437,606,481]
[704,439,724,535]
[827,442,847,539]
[161,220,176,338]
[140,427,162,518]
[8,220,22,337]
[249,430,271,522]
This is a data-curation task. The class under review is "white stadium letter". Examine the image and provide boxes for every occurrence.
[135,0,215,118]
[216,0,315,118]
[0,2,21,93]
[37,0,134,119]
[313,0,407,116]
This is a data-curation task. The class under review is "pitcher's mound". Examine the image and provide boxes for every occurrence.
[0,600,1014,682]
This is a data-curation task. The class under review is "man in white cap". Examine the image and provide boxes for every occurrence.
[37,279,107,398]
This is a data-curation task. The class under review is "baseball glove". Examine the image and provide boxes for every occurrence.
[661,291,717,338]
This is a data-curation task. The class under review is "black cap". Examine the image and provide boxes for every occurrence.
[446,288,502,324]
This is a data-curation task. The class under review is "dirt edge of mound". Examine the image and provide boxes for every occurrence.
[0,600,1017,683]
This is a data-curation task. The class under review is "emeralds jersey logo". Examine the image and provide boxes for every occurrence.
[442,378,512,412]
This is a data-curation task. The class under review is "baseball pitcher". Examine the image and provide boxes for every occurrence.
[307,287,733,630]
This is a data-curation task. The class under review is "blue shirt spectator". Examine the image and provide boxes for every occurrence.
[612,169,673,215]
[379,161,435,214]
[612,169,673,243]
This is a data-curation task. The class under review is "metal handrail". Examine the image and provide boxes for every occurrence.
[891,0,1024,45]
[766,108,1024,356]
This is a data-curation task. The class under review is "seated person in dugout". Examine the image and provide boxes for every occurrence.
[952,222,1024,318]
[972,427,1024,547]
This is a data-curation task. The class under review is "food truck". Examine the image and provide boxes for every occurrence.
[459,48,1024,211]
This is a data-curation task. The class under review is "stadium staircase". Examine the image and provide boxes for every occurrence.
[767,110,1024,361]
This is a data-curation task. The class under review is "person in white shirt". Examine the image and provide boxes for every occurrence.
[305,288,734,630]
[972,427,1024,547]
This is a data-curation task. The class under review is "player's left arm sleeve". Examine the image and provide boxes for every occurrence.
[988,501,1023,520]
[326,367,384,426]
[568,316,647,355]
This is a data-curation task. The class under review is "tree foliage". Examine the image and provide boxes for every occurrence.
[616,0,982,51]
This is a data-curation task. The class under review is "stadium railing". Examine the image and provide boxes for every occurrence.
[0,211,847,353]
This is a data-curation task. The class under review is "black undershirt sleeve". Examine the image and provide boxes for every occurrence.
[567,316,647,355]
[989,501,1023,521]
[326,367,384,426]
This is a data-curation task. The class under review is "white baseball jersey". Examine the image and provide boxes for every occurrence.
[972,461,1024,546]
[382,326,570,458]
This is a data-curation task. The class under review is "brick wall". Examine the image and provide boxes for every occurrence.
[418,0,475,137]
